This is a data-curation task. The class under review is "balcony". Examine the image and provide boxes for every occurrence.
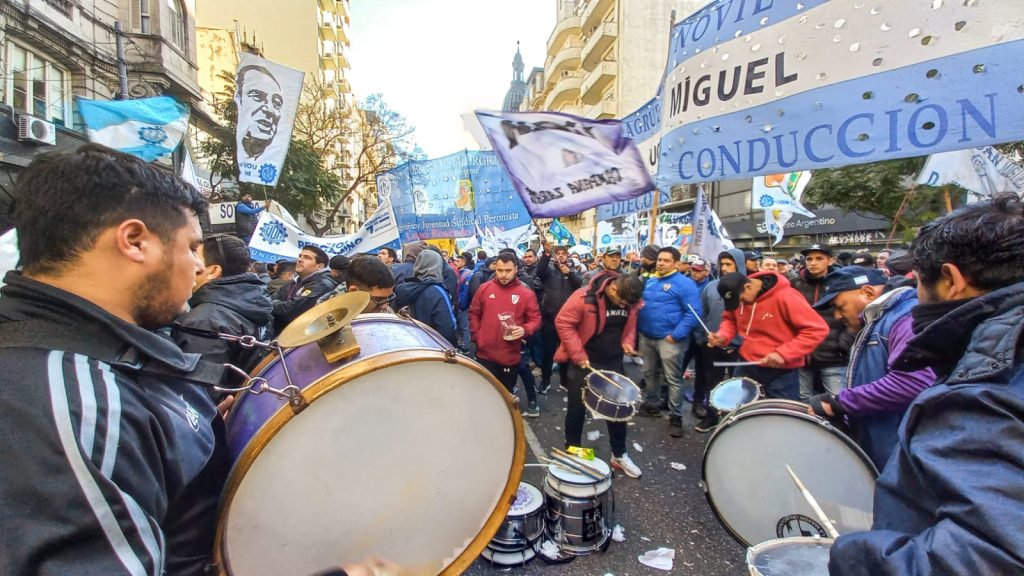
[547,14,582,58]
[544,72,582,111]
[581,0,615,33]
[584,99,617,119]
[544,41,582,87]
[581,21,617,72]
[581,60,616,105]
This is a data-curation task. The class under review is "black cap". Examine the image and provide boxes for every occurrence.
[329,254,351,271]
[604,247,623,257]
[717,272,749,312]
[743,250,762,261]
[641,244,661,260]
[851,253,876,268]
[800,243,833,257]
[886,249,913,276]
[814,266,888,309]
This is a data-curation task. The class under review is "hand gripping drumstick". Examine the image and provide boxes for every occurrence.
[687,304,712,336]
[786,464,841,539]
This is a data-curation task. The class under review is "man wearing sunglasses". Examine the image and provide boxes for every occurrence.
[345,257,396,314]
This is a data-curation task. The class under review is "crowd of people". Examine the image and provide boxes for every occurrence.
[2,145,1024,575]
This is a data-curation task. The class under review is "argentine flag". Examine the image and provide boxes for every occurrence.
[77,96,188,162]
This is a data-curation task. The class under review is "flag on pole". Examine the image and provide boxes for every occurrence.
[547,218,577,247]
[763,208,795,246]
[234,53,304,186]
[751,172,816,217]
[917,146,1024,199]
[688,186,733,262]
[475,110,654,217]
[77,96,188,162]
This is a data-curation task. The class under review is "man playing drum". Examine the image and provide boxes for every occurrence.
[830,194,1024,576]
[555,272,645,478]
[707,270,829,400]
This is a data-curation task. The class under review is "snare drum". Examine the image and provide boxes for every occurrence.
[747,537,833,576]
[491,482,545,548]
[583,370,642,421]
[544,457,614,555]
[702,399,876,546]
[215,314,526,576]
[709,377,763,413]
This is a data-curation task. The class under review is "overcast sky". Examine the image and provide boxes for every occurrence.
[347,0,555,158]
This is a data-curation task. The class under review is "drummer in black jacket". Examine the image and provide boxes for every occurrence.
[790,244,851,401]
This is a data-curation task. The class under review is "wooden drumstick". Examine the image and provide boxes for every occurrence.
[786,464,840,539]
[551,448,607,478]
[687,304,712,336]
[584,364,623,390]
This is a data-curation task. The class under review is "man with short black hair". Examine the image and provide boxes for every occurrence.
[792,243,850,401]
[377,247,397,266]
[174,234,274,377]
[0,144,223,574]
[267,260,295,294]
[536,241,584,393]
[271,245,336,332]
[637,246,702,437]
[830,193,1024,576]
[556,273,645,478]
[346,256,397,314]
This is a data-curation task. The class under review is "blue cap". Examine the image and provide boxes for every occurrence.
[814,266,888,309]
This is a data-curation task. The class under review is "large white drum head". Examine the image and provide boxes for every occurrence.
[703,403,876,546]
[222,359,520,576]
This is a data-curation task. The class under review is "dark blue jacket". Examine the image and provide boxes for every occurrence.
[844,287,919,470]
[830,281,1024,576]
[637,270,702,341]
[394,279,458,346]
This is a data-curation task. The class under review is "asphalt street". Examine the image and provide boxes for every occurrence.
[465,360,749,576]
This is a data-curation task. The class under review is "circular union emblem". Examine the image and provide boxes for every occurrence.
[259,220,288,246]
[138,125,169,145]
[759,194,775,208]
[258,163,278,184]
[776,514,828,539]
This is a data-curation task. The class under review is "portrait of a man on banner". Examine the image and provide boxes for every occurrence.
[234,53,304,187]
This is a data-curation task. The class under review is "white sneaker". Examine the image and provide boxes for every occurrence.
[611,453,642,479]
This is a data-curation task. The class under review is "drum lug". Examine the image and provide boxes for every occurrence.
[396,306,412,320]
[286,387,308,414]
[444,348,459,363]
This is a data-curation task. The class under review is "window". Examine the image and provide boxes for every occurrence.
[137,0,151,33]
[5,43,69,126]
[167,0,186,48]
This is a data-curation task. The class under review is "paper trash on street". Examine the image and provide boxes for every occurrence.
[638,547,675,570]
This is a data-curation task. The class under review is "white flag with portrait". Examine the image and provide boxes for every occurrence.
[917,146,1024,200]
[234,53,304,187]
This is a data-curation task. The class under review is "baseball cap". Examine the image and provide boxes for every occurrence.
[640,244,661,260]
[604,247,623,257]
[690,256,708,271]
[851,253,876,267]
[814,266,888,309]
[717,272,749,312]
[800,243,833,257]
[743,250,762,261]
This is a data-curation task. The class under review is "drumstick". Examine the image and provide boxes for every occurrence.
[537,456,588,476]
[551,448,607,478]
[549,454,605,481]
[687,304,712,336]
[584,365,623,390]
[785,464,840,539]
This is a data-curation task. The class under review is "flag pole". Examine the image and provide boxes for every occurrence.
[942,185,954,213]
[887,185,915,248]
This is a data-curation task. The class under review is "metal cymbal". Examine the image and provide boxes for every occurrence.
[276,290,370,348]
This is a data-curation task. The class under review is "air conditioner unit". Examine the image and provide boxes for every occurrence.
[18,115,56,146]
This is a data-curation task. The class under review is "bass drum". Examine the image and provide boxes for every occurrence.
[215,313,526,576]
[702,399,876,546]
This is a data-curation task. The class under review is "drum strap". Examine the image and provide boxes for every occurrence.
[0,320,229,388]
[431,285,458,330]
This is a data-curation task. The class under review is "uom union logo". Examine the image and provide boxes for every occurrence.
[259,220,288,246]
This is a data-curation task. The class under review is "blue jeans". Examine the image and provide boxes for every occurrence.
[735,364,801,401]
[798,366,848,401]
[640,335,688,417]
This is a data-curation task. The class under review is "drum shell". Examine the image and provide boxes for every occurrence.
[215,314,526,576]
[582,371,640,422]
[543,480,613,554]
[702,400,877,547]
[491,483,545,547]
[746,537,833,576]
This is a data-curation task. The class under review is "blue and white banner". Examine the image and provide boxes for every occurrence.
[475,110,655,217]
[377,150,532,243]
[247,198,399,263]
[547,218,577,247]
[77,96,188,162]
[657,0,1024,186]
[690,186,734,262]
[917,146,1024,199]
[752,171,815,217]
[477,222,534,255]
[235,53,304,186]
[596,97,667,221]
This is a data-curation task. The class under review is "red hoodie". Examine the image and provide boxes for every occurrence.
[469,277,541,366]
[554,273,642,365]
[717,271,829,369]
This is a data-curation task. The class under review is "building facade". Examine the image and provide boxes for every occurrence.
[0,0,202,230]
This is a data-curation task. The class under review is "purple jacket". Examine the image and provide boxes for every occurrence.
[836,314,936,414]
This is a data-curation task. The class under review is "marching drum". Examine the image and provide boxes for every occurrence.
[583,369,641,421]
[702,399,877,546]
[746,537,833,576]
[708,377,763,414]
[544,457,614,555]
[214,310,526,576]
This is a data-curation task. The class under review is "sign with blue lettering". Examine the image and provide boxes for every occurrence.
[657,0,1024,186]
[377,150,532,243]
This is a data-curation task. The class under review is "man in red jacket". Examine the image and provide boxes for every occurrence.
[555,273,645,478]
[470,252,541,394]
[707,271,829,400]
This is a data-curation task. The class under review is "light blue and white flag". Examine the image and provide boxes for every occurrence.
[235,53,305,187]
[547,218,577,247]
[77,96,188,162]
[751,172,816,218]
[917,146,1024,200]
[688,186,733,262]
[475,110,654,217]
